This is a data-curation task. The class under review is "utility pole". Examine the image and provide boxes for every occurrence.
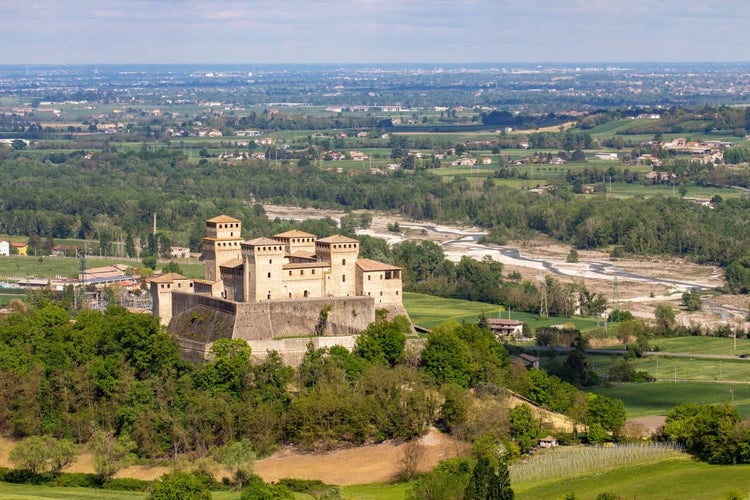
[539,280,549,319]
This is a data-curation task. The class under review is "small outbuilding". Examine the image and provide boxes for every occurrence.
[538,435,558,448]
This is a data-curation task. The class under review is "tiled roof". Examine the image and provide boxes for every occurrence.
[317,235,359,244]
[245,237,284,246]
[219,259,243,269]
[283,262,331,270]
[274,230,317,239]
[206,215,241,223]
[356,258,401,272]
[150,272,188,283]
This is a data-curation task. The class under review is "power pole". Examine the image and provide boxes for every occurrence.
[613,276,620,323]
[539,281,549,319]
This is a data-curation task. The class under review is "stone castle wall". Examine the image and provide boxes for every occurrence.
[169,292,375,355]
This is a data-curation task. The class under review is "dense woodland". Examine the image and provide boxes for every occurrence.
[0,301,623,461]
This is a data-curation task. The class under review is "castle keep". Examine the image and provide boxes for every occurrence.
[151,215,405,360]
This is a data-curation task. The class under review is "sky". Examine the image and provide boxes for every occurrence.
[2,0,749,64]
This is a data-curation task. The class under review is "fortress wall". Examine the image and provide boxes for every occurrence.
[232,296,375,340]
[248,336,358,366]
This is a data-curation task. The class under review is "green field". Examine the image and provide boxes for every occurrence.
[589,381,750,418]
[0,255,205,281]
[649,336,750,356]
[403,292,599,332]
[515,456,750,500]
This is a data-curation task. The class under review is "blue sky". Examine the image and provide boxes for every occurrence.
[2,0,749,64]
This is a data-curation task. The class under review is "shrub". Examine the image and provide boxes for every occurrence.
[147,471,211,500]
[103,477,152,491]
[276,478,329,492]
[240,474,294,499]
[52,472,99,488]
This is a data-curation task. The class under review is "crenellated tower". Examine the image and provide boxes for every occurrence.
[242,237,286,302]
[316,235,359,297]
[203,215,244,282]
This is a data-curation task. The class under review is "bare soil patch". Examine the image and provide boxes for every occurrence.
[254,428,469,486]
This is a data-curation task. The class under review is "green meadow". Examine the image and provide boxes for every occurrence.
[402,292,599,332]
[589,381,750,418]
[515,456,750,500]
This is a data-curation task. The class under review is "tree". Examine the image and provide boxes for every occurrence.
[585,393,626,438]
[509,404,540,454]
[9,436,49,475]
[682,288,702,311]
[142,255,157,270]
[654,304,676,333]
[440,383,472,433]
[148,472,211,500]
[222,439,256,489]
[566,248,579,263]
[89,430,136,482]
[353,315,409,367]
[562,332,596,387]
[9,435,79,475]
[11,139,27,150]
[201,338,252,395]
[125,232,136,258]
[420,325,471,388]
[464,456,494,500]
[162,261,183,274]
[488,458,514,500]
[663,403,744,464]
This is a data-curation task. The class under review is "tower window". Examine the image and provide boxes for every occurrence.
[342,274,346,282]
[342,259,346,265]
[267,272,271,278]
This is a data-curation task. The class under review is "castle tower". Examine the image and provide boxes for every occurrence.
[150,272,192,326]
[242,237,286,302]
[203,215,244,283]
[316,235,359,297]
[273,230,317,259]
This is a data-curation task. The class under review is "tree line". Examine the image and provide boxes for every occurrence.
[4,148,750,291]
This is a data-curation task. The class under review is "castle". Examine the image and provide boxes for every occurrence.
[151,215,406,361]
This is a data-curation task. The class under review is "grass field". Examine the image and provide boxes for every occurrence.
[341,483,408,499]
[0,484,319,499]
[589,381,750,418]
[515,455,750,500]
[403,292,599,332]
[649,336,750,356]
[0,255,205,281]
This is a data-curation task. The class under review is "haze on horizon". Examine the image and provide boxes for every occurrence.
[2,0,749,65]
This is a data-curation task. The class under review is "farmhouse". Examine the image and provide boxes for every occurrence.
[10,242,28,256]
[152,215,407,361]
[0,240,8,256]
[452,158,477,167]
[488,318,524,338]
